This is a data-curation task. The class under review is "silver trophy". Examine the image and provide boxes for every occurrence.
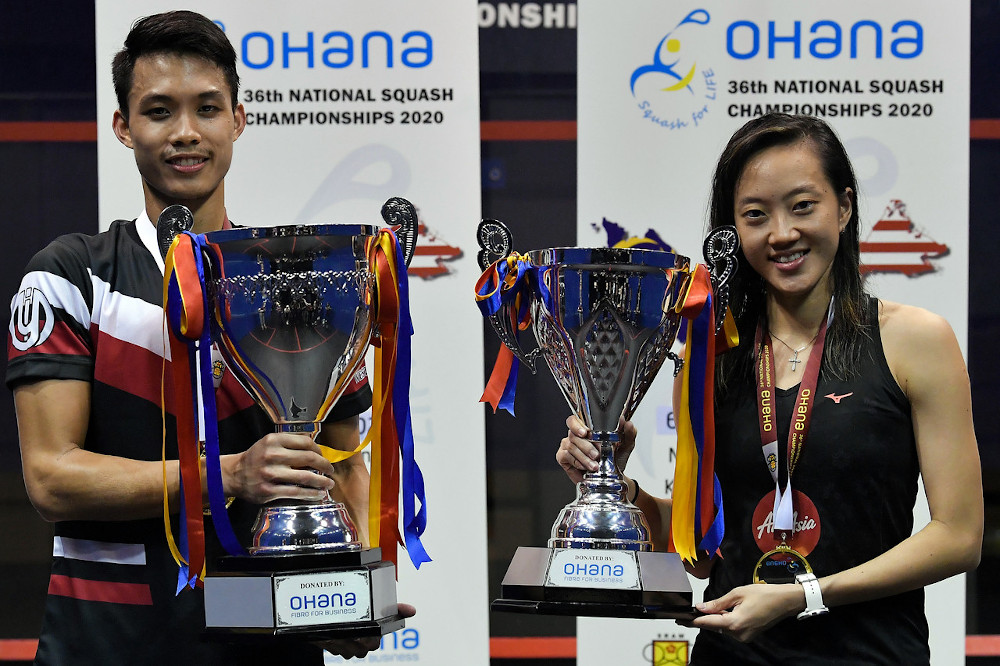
[477,219,737,618]
[161,199,418,639]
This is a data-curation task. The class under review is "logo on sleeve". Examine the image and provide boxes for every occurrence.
[10,287,55,351]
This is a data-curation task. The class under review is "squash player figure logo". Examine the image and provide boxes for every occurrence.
[630,9,709,96]
[630,9,716,130]
[10,287,55,351]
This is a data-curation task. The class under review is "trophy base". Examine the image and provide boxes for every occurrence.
[492,546,697,620]
[204,548,403,639]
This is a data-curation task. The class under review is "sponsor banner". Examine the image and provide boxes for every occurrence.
[96,2,487,664]
[578,1,968,663]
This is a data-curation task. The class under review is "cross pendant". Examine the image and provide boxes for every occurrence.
[788,351,802,371]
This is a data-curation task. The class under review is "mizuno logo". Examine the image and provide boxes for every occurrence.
[825,392,854,404]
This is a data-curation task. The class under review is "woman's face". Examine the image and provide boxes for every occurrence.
[732,140,852,304]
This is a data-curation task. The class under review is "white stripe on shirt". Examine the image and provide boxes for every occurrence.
[53,536,147,566]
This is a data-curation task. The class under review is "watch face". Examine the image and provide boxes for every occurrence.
[797,608,830,620]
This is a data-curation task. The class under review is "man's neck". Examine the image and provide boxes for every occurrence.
[144,184,227,233]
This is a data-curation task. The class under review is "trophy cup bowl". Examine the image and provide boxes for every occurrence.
[529,246,689,554]
[476,219,733,619]
[205,224,373,555]
[186,198,419,640]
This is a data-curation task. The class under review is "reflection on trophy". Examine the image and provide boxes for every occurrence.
[474,219,738,618]
[159,199,426,640]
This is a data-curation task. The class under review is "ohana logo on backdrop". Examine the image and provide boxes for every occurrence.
[630,9,717,131]
[10,287,55,352]
[642,632,689,666]
[859,199,949,277]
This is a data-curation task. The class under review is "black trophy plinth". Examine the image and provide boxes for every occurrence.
[204,548,404,641]
[491,546,698,620]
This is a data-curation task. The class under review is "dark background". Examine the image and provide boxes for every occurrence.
[1,2,999,664]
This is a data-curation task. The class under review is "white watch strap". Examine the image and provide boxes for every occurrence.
[795,573,829,620]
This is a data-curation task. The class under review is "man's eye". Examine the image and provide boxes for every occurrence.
[145,107,169,118]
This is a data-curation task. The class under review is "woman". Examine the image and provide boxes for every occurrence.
[556,113,982,663]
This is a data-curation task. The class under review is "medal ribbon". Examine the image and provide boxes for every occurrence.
[475,253,534,414]
[754,302,833,535]
[670,264,738,563]
[162,232,247,594]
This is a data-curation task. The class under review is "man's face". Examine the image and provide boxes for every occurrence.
[113,53,245,215]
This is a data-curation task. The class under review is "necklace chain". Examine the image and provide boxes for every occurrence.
[769,330,820,371]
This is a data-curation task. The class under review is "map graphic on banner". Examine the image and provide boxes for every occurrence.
[578,1,969,664]
[96,2,486,664]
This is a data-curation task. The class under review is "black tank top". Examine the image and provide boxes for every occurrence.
[692,298,929,665]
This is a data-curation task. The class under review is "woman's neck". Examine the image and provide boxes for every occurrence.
[765,285,832,342]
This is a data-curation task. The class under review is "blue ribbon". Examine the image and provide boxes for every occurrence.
[391,235,430,568]
[166,232,248,569]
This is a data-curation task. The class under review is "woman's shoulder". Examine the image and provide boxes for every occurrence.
[877,299,955,343]
[877,299,964,394]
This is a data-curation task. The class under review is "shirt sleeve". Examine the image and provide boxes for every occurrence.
[7,236,95,389]
[324,363,373,422]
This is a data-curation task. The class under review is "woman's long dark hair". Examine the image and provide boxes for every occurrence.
[710,114,873,394]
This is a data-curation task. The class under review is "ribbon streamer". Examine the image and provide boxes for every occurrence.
[475,253,535,414]
[161,232,248,592]
[362,229,430,570]
[671,264,737,564]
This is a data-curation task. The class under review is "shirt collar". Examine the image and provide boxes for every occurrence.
[134,208,233,277]
[134,208,164,276]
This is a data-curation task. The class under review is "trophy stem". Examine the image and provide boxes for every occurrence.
[248,421,364,554]
[548,429,652,551]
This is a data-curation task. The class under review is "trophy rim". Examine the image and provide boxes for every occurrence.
[527,246,690,269]
[205,223,380,241]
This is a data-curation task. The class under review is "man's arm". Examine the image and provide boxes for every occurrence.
[15,378,182,521]
[16,378,341,522]
[317,415,371,547]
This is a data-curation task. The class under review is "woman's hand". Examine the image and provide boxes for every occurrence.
[556,415,636,484]
[682,583,804,643]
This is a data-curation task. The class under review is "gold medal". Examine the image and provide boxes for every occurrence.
[752,542,813,584]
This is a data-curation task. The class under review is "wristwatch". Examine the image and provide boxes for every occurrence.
[794,573,829,620]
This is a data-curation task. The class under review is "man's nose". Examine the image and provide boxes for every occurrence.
[170,111,201,145]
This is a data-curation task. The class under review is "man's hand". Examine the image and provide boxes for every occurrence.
[315,603,416,659]
[225,432,336,504]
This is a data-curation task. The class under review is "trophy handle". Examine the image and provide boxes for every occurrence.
[156,204,195,260]
[380,197,418,267]
[703,225,740,332]
[475,218,541,373]
[476,218,513,270]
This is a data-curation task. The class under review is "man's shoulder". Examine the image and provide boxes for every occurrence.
[25,220,139,277]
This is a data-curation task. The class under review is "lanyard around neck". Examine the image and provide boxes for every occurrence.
[753,302,833,536]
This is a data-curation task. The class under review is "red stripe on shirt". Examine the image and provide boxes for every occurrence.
[92,327,174,410]
[48,574,153,605]
[7,319,90,361]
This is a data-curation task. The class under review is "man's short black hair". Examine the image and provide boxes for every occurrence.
[112,10,240,120]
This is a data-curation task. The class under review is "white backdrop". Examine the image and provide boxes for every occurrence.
[578,2,969,664]
[96,2,487,663]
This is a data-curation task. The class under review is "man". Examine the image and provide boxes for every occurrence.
[7,10,405,663]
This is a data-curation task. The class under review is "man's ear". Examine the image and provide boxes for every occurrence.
[233,103,247,141]
[112,109,133,149]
